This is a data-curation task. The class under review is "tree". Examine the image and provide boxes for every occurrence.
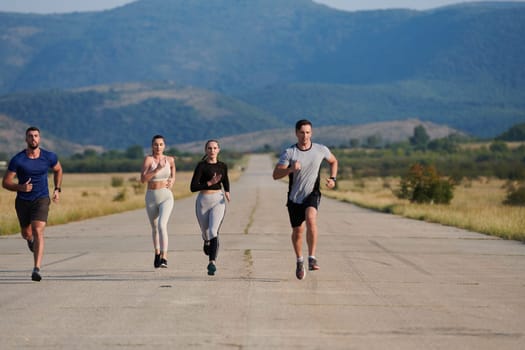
[125,145,145,159]
[496,123,525,141]
[365,134,382,148]
[398,163,454,204]
[410,125,430,150]
[427,136,459,153]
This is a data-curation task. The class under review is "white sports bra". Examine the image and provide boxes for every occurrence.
[150,157,171,182]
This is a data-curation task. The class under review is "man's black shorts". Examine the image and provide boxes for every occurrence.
[286,191,321,228]
[15,197,51,227]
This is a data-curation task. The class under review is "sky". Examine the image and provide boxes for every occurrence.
[0,0,524,14]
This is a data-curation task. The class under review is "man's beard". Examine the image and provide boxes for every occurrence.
[28,143,39,150]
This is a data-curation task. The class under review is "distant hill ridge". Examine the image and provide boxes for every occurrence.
[0,113,461,157]
[176,119,463,153]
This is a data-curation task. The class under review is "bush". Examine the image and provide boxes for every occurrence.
[113,188,127,202]
[503,185,525,206]
[111,176,124,187]
[398,163,454,204]
[489,141,509,153]
[129,177,145,195]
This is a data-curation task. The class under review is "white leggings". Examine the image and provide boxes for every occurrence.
[145,188,174,252]
[195,192,226,241]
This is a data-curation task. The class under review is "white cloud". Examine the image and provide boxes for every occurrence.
[0,0,135,14]
[314,0,525,11]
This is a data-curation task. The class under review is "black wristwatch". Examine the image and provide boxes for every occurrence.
[54,187,61,192]
[329,177,337,182]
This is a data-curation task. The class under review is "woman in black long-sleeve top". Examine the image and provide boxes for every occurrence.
[190,140,230,276]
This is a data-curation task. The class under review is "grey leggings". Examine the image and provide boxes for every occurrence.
[195,192,226,241]
[145,188,174,253]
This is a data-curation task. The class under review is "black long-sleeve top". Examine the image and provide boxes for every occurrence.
[190,160,230,193]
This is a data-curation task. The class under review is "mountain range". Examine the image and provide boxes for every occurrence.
[0,0,524,153]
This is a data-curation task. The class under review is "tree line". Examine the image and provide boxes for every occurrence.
[57,146,244,174]
[333,127,525,181]
[330,123,525,205]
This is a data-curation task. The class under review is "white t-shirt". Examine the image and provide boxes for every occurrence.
[277,143,332,204]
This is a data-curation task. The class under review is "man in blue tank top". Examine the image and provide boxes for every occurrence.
[273,119,338,280]
[2,126,63,282]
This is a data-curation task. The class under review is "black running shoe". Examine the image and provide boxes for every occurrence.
[154,254,161,268]
[31,267,42,282]
[207,262,216,276]
[160,258,168,268]
[203,240,210,256]
[308,257,320,271]
[296,261,306,280]
[27,239,34,253]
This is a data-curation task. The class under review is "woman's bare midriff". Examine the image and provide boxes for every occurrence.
[201,189,222,194]
[148,181,168,190]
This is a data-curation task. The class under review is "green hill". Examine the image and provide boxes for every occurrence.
[2,1,524,92]
[0,0,524,141]
[236,80,525,138]
[0,82,283,151]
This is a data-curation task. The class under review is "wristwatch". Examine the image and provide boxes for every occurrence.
[54,187,61,192]
[329,177,337,182]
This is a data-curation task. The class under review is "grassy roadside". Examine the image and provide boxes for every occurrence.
[0,169,241,236]
[323,176,525,242]
[2,164,523,242]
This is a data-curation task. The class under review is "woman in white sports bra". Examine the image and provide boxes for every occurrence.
[141,135,176,268]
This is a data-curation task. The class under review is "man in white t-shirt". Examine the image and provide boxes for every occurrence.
[273,119,338,280]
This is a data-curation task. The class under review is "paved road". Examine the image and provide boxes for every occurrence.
[1,154,524,349]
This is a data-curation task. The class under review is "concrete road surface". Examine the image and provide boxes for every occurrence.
[1,154,524,349]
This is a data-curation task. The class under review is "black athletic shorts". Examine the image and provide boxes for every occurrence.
[15,197,51,227]
[286,191,321,228]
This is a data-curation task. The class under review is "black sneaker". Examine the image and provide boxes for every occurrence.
[154,254,161,268]
[296,261,306,280]
[31,267,42,282]
[207,262,216,276]
[203,240,210,256]
[27,239,34,253]
[160,258,168,268]
[308,257,320,271]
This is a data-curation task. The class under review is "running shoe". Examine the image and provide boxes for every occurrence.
[160,258,168,268]
[31,267,42,282]
[207,262,216,276]
[296,261,306,280]
[154,254,161,268]
[27,238,34,253]
[203,240,210,256]
[308,257,320,271]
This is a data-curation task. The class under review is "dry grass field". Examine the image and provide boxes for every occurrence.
[0,171,197,236]
[2,167,523,242]
[324,176,525,242]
